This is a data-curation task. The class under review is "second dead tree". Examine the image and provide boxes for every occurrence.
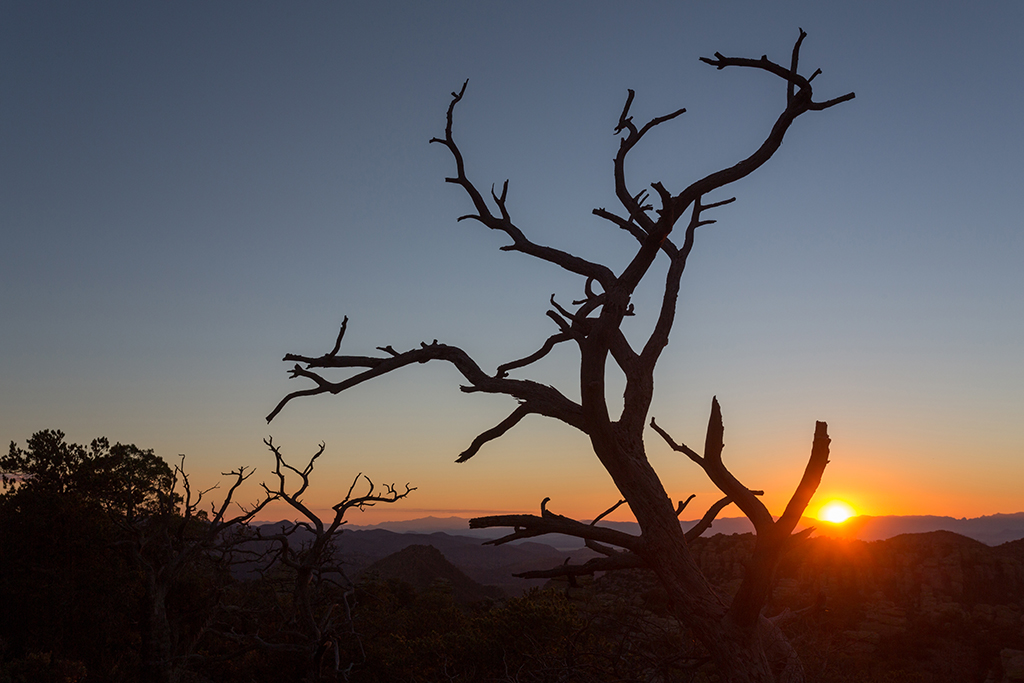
[249,438,413,683]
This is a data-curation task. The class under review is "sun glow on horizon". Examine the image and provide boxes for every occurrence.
[818,500,857,524]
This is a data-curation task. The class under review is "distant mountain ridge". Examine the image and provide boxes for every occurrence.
[330,511,1024,546]
[812,511,1024,545]
[243,513,1024,600]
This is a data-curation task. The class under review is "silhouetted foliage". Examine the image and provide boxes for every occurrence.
[0,430,268,683]
[2,429,177,512]
[0,431,153,679]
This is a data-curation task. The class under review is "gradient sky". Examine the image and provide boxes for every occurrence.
[3,1,1022,524]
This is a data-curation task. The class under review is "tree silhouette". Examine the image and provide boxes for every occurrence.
[1,431,271,683]
[269,30,853,682]
[1,431,137,677]
[247,438,414,682]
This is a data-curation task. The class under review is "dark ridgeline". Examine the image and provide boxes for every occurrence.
[275,524,603,596]
[268,29,854,683]
[350,512,1024,546]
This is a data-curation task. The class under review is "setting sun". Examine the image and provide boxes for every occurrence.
[819,500,857,524]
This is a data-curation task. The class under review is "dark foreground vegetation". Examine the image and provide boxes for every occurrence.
[3,430,1024,683]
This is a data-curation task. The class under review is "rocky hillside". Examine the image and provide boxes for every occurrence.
[638,530,1024,681]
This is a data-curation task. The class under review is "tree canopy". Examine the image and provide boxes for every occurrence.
[2,428,177,518]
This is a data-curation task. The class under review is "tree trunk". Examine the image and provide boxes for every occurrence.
[594,432,800,682]
[293,566,326,683]
[140,573,174,683]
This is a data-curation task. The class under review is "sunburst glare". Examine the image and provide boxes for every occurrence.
[819,500,857,524]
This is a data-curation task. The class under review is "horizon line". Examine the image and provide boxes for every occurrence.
[252,510,1024,525]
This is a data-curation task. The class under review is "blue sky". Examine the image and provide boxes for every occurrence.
[2,1,1022,522]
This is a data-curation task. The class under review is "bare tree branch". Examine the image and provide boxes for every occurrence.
[637,194,735,376]
[592,499,627,526]
[429,81,617,289]
[455,404,531,463]
[471,498,642,552]
[678,33,854,215]
[676,493,696,516]
[513,551,644,580]
[776,421,831,535]
[592,206,679,258]
[702,398,773,533]
[788,28,808,104]
[495,331,573,378]
[612,88,687,239]
[649,417,701,462]
[268,336,586,437]
[327,316,349,357]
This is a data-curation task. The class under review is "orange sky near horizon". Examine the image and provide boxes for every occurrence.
[235,417,1021,527]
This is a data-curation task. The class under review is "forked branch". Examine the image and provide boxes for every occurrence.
[652,397,831,632]
[612,89,687,237]
[673,32,854,216]
[261,437,415,535]
[653,397,775,533]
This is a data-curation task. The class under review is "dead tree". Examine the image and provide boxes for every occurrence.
[253,438,414,682]
[123,458,273,683]
[268,30,851,682]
